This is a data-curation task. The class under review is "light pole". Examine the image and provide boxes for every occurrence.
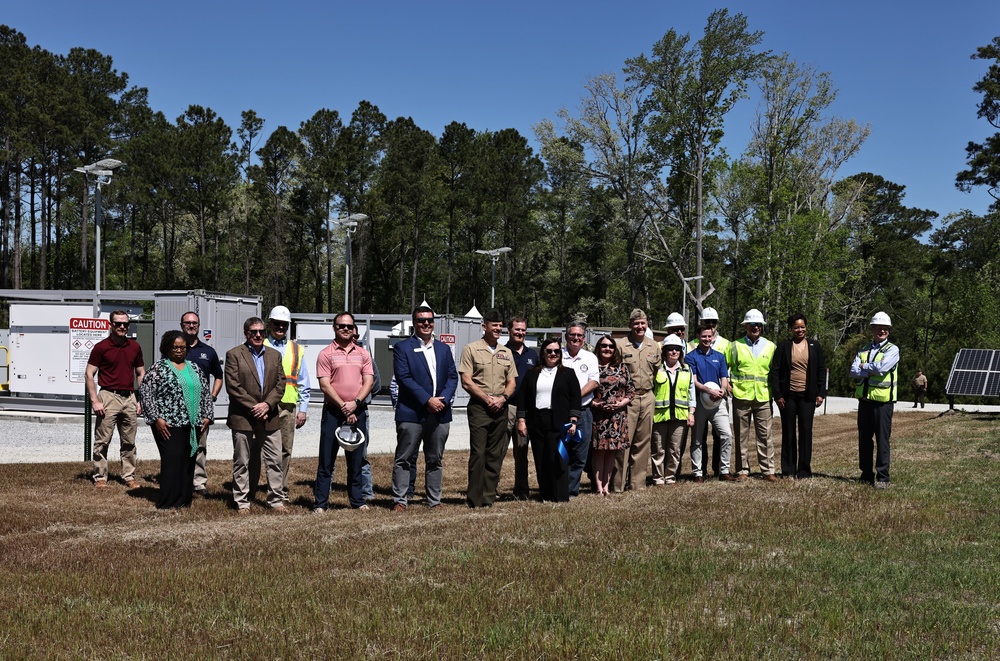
[75,158,123,316]
[681,275,703,329]
[474,246,512,308]
[331,213,368,312]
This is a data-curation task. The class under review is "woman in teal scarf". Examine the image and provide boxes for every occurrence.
[139,330,214,509]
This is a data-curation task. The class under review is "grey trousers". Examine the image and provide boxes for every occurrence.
[392,419,450,507]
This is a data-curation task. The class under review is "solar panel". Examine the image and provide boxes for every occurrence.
[946,349,1000,397]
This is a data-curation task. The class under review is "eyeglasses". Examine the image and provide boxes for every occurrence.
[181,320,199,326]
[336,323,356,330]
[111,321,130,328]
[248,329,266,337]
[544,348,562,356]
[415,318,434,325]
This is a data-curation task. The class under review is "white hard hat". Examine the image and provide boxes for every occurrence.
[742,308,765,325]
[662,334,685,349]
[268,305,292,323]
[700,307,719,322]
[335,424,365,452]
[699,381,721,409]
[664,312,685,328]
[870,311,892,327]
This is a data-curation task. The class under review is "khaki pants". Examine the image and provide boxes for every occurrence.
[614,390,654,492]
[276,403,297,497]
[92,390,138,482]
[232,427,284,509]
[652,420,687,484]
[732,398,774,475]
[193,423,211,490]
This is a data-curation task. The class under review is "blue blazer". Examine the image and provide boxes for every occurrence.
[393,335,459,423]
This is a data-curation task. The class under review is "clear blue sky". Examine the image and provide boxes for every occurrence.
[5,1,996,219]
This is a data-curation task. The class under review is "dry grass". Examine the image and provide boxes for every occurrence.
[2,410,1000,659]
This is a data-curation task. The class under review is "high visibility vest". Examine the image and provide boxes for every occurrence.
[265,338,305,404]
[689,335,729,355]
[855,342,897,403]
[653,365,693,422]
[729,337,775,402]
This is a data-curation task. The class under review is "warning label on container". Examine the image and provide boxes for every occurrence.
[69,318,109,383]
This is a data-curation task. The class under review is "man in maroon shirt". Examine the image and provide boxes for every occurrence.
[86,310,146,488]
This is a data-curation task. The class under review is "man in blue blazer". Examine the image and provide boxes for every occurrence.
[390,305,459,510]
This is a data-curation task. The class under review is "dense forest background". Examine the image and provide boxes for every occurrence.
[2,13,999,399]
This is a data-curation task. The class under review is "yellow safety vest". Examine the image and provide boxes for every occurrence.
[729,338,775,401]
[265,338,304,404]
[855,343,897,403]
[653,365,693,422]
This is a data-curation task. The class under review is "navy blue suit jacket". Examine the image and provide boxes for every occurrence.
[393,335,459,423]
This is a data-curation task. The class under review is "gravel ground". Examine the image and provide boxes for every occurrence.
[2,396,998,465]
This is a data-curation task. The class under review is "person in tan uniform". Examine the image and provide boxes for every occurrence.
[459,308,518,508]
[614,308,662,491]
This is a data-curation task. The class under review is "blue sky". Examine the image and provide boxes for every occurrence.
[5,1,997,218]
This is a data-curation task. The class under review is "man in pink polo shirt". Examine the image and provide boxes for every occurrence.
[312,312,375,512]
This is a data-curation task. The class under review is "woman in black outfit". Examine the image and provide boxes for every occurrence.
[770,314,826,479]
[516,338,582,502]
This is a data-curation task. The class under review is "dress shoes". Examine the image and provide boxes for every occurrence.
[392,503,407,513]
[763,474,779,483]
[693,476,704,484]
[719,473,739,482]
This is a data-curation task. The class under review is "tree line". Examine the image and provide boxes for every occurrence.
[2,15,999,400]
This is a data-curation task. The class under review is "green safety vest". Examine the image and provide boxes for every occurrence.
[855,342,897,403]
[653,365,693,422]
[729,337,775,402]
[265,338,305,405]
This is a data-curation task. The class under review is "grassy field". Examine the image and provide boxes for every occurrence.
[2,410,999,659]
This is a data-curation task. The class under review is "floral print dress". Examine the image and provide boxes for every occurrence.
[592,364,635,450]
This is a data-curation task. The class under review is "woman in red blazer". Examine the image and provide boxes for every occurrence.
[770,314,826,478]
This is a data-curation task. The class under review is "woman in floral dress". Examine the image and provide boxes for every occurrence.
[139,330,213,509]
[590,335,635,495]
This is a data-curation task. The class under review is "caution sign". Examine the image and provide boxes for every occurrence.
[439,334,456,344]
[69,318,109,383]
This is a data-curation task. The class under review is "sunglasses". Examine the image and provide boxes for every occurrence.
[247,329,266,337]
[271,322,289,329]
[336,323,356,330]
[665,347,681,352]
[415,318,435,325]
[747,323,763,329]
[111,321,130,328]
[597,344,615,350]
[544,348,562,355]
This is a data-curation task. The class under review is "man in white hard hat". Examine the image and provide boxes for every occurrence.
[664,312,688,355]
[684,323,735,481]
[263,305,310,505]
[850,311,899,489]
[730,309,778,481]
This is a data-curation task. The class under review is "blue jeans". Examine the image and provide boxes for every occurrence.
[567,407,593,496]
[314,404,368,509]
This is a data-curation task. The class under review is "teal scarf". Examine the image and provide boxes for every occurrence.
[168,359,203,458]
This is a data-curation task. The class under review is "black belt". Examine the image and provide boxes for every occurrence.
[102,389,133,397]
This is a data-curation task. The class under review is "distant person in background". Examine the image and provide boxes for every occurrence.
[591,336,634,496]
[771,313,826,479]
[86,310,145,489]
[911,370,927,408]
[180,311,223,496]
[516,338,582,502]
[851,311,899,490]
[139,331,213,509]
[504,315,538,500]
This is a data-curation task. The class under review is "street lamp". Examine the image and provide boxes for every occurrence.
[75,158,123,315]
[474,246,512,308]
[330,213,368,312]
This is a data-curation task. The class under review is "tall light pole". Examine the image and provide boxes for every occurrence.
[331,213,368,312]
[681,275,703,329]
[474,246,512,308]
[75,158,123,316]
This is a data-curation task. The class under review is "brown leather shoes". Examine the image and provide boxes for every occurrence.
[720,473,739,482]
[693,476,705,483]
[392,503,406,513]
[763,474,779,483]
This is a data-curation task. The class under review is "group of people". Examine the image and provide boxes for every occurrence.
[83,302,902,512]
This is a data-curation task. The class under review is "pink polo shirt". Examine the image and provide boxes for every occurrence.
[316,341,374,402]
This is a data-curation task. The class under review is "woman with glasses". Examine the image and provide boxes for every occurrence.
[770,313,826,479]
[138,330,214,509]
[515,338,582,502]
[590,335,635,495]
[651,335,696,485]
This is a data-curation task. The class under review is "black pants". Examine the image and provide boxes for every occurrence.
[527,412,569,503]
[858,399,892,483]
[780,393,816,478]
[155,424,194,509]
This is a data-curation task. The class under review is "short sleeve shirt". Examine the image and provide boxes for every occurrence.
[616,336,661,391]
[316,341,374,402]
[505,343,538,399]
[459,339,517,396]
[684,346,730,387]
[87,337,144,390]
[562,348,600,406]
[186,341,223,381]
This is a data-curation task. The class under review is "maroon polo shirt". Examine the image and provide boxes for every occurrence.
[87,337,144,390]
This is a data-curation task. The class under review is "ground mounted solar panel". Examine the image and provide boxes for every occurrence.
[946,349,1000,397]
